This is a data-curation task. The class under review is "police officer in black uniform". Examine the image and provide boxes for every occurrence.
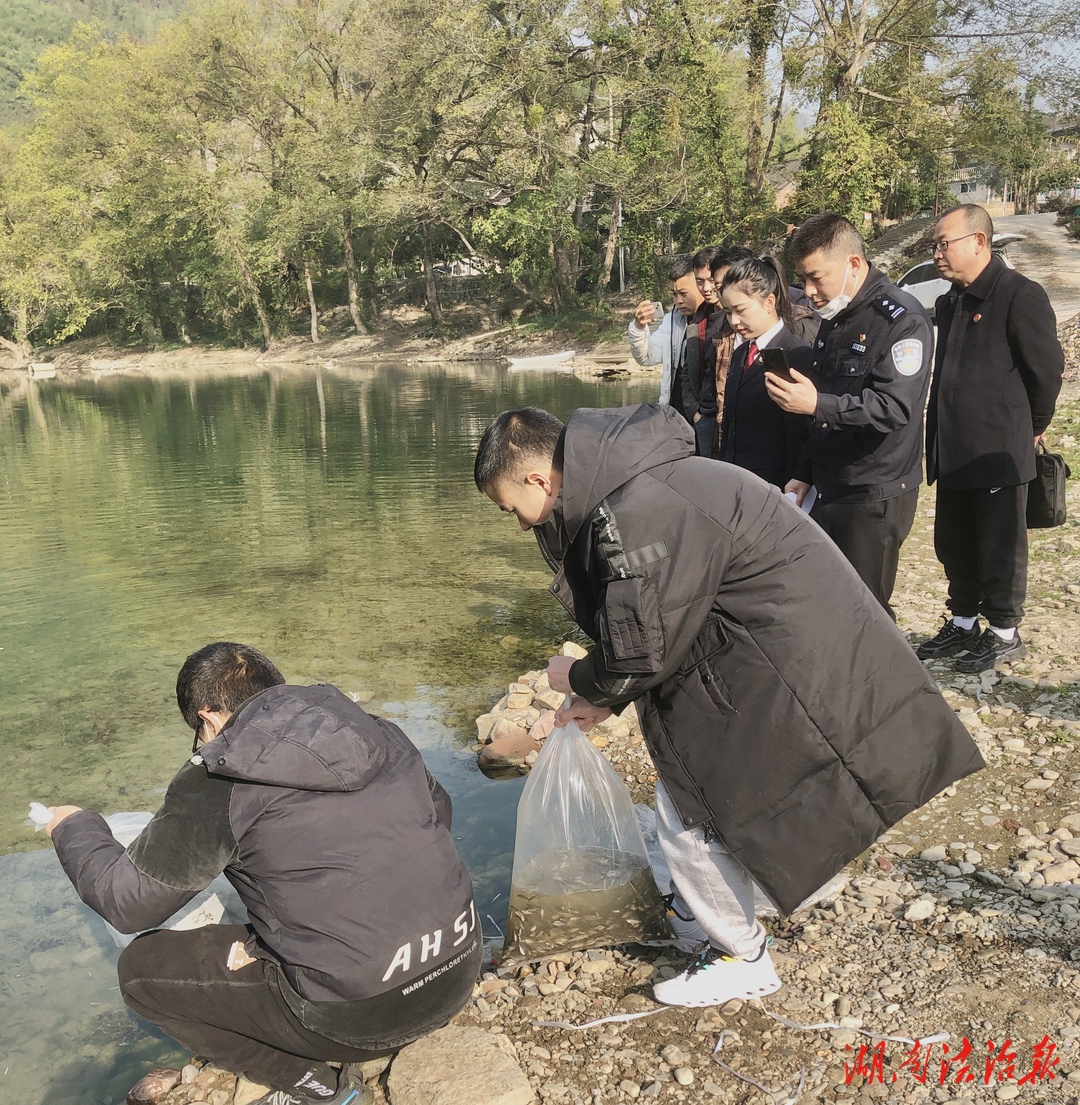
[768,214,933,618]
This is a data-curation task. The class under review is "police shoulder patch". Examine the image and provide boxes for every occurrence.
[873,294,907,321]
[891,338,923,376]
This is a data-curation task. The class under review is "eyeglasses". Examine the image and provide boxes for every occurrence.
[928,232,977,255]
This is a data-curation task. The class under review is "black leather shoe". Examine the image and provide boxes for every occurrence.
[954,628,1026,673]
[916,618,981,660]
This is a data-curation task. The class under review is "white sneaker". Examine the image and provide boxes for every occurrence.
[652,947,781,1007]
[638,893,710,953]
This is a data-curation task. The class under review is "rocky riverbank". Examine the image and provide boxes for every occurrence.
[474,643,657,804]
[452,401,1080,1104]
[128,408,1080,1105]
[0,295,652,380]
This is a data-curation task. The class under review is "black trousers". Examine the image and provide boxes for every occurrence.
[670,364,689,422]
[933,484,1028,628]
[811,488,919,619]
[118,924,477,1095]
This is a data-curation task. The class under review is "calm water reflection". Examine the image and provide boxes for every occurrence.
[0,361,657,1104]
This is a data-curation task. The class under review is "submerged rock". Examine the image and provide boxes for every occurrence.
[126,1069,180,1105]
[475,643,647,780]
[478,729,541,769]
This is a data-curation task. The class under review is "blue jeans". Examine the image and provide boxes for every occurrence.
[694,413,717,458]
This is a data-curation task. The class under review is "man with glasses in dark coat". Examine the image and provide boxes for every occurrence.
[917,204,1064,672]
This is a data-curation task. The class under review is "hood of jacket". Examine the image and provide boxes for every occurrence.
[198,683,387,791]
[559,404,695,544]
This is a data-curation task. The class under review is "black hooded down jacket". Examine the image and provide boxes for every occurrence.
[52,685,478,1011]
[535,404,984,915]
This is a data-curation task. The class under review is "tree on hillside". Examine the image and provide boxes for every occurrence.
[0,38,114,362]
[0,148,97,363]
[0,0,185,124]
[953,49,1074,214]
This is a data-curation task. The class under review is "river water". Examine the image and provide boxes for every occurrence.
[0,361,656,1105]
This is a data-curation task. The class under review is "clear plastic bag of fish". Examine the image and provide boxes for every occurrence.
[500,719,666,964]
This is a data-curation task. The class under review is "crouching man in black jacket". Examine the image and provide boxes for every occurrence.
[46,642,480,1105]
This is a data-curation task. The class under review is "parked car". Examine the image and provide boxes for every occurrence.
[895,233,1025,319]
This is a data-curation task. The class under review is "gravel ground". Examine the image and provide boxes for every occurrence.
[454,385,1080,1105]
[144,381,1080,1105]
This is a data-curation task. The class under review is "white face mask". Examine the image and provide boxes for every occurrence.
[815,264,853,320]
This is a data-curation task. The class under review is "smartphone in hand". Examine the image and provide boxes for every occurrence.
[651,301,665,324]
[760,347,796,383]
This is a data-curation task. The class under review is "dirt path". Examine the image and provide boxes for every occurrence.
[996,214,1080,321]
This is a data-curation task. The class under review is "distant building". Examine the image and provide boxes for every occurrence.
[766,163,800,210]
[944,167,1014,217]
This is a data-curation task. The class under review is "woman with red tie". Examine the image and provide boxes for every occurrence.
[717,255,814,490]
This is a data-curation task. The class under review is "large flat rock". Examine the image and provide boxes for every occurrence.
[387,1025,535,1105]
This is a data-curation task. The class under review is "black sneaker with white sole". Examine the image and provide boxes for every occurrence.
[954,628,1026,673]
[915,618,981,660]
[251,1076,372,1105]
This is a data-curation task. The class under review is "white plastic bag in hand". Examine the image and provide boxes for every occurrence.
[27,802,52,830]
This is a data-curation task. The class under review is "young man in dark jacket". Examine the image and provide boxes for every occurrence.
[681,260,719,455]
[476,404,983,1008]
[917,204,1064,672]
[46,642,479,1105]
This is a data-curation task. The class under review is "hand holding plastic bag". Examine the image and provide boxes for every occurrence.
[27,802,52,830]
[501,717,665,964]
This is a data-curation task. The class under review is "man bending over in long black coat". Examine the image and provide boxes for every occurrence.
[476,403,983,1008]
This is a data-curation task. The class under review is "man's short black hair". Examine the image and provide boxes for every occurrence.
[473,407,565,493]
[790,214,866,265]
[942,202,994,241]
[692,245,723,271]
[176,642,285,732]
[666,255,695,283]
[710,245,754,274]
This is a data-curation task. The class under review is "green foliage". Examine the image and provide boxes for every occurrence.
[0,0,184,123]
[954,49,1067,213]
[0,0,1075,353]
[792,102,897,228]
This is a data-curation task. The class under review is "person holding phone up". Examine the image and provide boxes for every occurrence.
[716,255,813,489]
[627,255,705,419]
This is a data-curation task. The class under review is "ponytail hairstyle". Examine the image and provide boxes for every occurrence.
[719,254,793,329]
